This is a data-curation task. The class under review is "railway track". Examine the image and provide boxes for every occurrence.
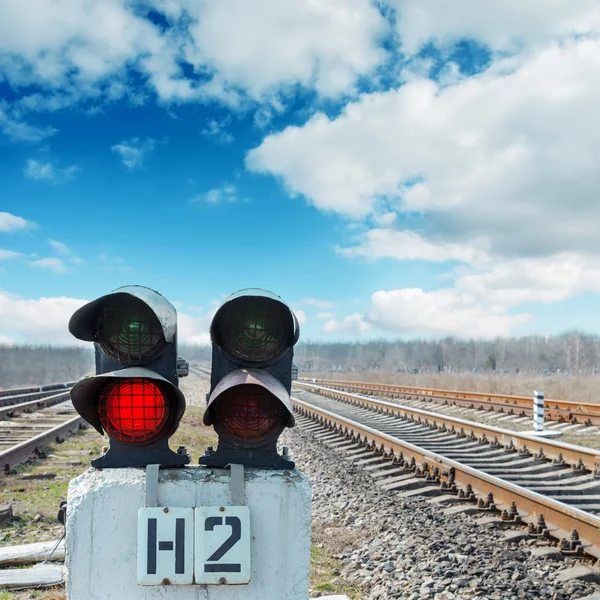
[0,383,84,473]
[300,377,600,427]
[292,381,600,559]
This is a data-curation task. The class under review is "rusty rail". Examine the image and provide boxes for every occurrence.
[294,382,600,473]
[298,377,600,426]
[1,415,85,473]
[292,395,600,559]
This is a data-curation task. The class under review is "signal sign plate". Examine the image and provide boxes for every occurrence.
[194,506,251,584]
[137,507,194,585]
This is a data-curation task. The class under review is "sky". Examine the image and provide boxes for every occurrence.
[1,0,600,346]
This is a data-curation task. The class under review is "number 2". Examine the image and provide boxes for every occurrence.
[203,516,242,573]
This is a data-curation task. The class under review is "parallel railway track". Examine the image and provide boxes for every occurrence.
[0,383,84,473]
[300,377,600,427]
[292,381,600,559]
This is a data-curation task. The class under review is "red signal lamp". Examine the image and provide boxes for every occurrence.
[199,369,295,469]
[98,379,169,445]
[70,368,188,468]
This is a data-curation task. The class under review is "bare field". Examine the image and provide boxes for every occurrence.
[302,370,600,404]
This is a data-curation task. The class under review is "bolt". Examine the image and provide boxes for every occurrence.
[162,578,170,585]
[163,507,169,513]
[177,446,187,455]
[219,506,225,512]
[219,577,226,584]
[204,446,214,456]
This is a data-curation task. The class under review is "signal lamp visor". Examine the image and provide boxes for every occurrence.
[96,297,164,364]
[98,378,169,445]
[213,384,286,443]
[218,297,293,365]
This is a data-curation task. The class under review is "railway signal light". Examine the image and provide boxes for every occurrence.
[68,286,189,468]
[200,289,299,470]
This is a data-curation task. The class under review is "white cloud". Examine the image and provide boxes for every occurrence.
[0,291,215,345]
[323,313,371,336]
[301,298,336,309]
[111,137,156,169]
[0,0,387,110]
[201,116,234,144]
[0,102,58,142]
[192,183,239,205]
[292,309,307,326]
[27,258,69,274]
[49,239,71,255]
[365,288,530,338]
[0,334,16,345]
[0,212,34,233]
[180,0,386,100]
[338,229,484,263]
[23,159,78,182]
[0,250,21,260]
[173,310,211,345]
[0,291,87,344]
[247,38,600,261]
[389,0,600,54]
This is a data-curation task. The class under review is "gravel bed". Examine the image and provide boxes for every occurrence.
[179,371,210,407]
[282,424,600,600]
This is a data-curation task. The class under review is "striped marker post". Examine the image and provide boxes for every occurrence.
[533,390,544,432]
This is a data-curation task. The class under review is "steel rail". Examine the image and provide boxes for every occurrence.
[299,377,600,425]
[0,390,71,419]
[292,396,600,559]
[0,386,74,409]
[0,415,85,473]
[294,381,600,473]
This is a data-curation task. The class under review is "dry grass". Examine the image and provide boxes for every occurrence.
[304,370,600,404]
[310,523,365,599]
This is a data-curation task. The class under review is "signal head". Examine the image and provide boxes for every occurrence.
[69,285,176,367]
[211,288,299,367]
[70,368,187,468]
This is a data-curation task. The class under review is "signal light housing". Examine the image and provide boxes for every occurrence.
[69,286,188,468]
[201,289,298,470]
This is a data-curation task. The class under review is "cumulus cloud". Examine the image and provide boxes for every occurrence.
[247,38,600,259]
[323,313,372,336]
[0,291,87,344]
[293,309,307,326]
[0,290,215,345]
[0,212,34,233]
[27,258,69,274]
[0,250,21,260]
[338,229,485,263]
[366,288,530,338]
[389,0,600,54]
[0,0,387,109]
[111,137,156,169]
[23,159,78,182]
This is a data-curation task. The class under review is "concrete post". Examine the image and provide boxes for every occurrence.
[533,390,544,432]
[66,466,311,600]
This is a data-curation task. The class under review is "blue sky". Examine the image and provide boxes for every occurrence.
[1,1,600,345]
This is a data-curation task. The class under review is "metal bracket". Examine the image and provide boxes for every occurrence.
[229,464,245,506]
[145,464,160,507]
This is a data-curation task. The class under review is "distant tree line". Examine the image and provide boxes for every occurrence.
[0,345,93,390]
[292,332,600,375]
[2,331,600,389]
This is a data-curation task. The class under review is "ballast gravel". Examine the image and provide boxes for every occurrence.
[281,424,600,600]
